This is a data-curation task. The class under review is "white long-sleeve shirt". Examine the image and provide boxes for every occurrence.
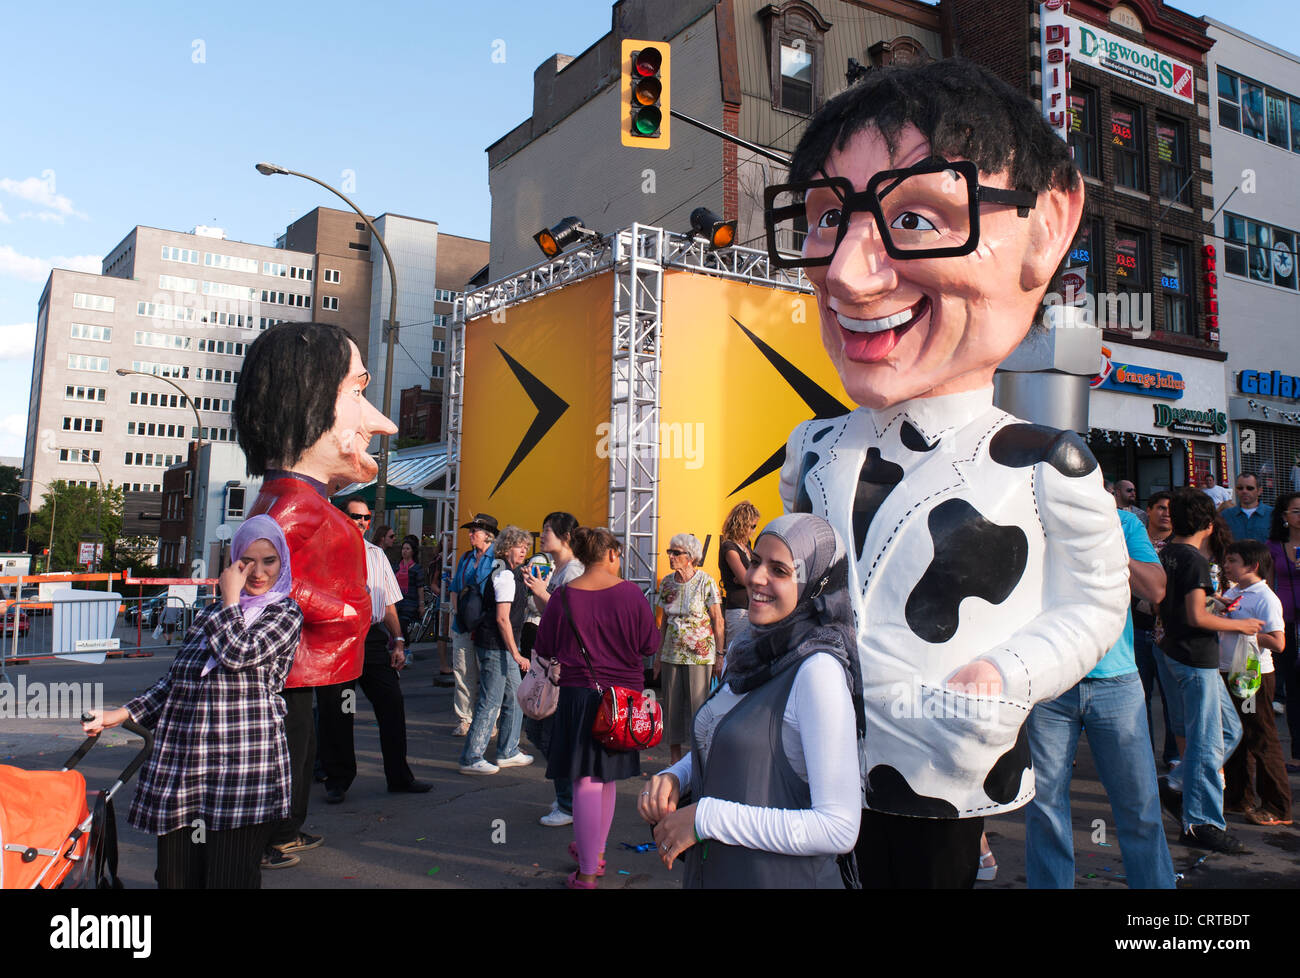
[661,652,860,856]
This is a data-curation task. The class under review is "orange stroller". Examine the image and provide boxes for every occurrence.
[0,716,152,888]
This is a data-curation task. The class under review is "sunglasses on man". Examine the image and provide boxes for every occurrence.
[348,512,372,522]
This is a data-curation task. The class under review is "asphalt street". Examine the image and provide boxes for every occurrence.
[4,636,1300,889]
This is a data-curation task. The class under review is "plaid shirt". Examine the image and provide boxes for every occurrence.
[124,600,303,835]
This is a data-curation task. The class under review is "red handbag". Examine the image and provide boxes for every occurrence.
[558,587,663,752]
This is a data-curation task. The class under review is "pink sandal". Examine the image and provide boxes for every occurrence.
[568,841,606,876]
[566,870,598,890]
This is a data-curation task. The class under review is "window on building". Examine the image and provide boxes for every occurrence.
[1067,218,1102,300]
[1225,214,1248,277]
[1111,101,1145,191]
[1249,220,1272,283]
[1274,228,1297,289]
[1113,226,1149,318]
[1069,86,1099,178]
[1242,78,1266,139]
[1267,91,1291,149]
[68,354,109,372]
[430,365,445,379]
[70,323,111,342]
[1161,240,1191,334]
[324,268,341,284]
[1156,116,1190,204]
[431,338,446,353]
[321,296,339,311]
[779,41,814,114]
[73,293,114,312]
[347,242,369,252]
[158,274,198,293]
[1218,69,1241,130]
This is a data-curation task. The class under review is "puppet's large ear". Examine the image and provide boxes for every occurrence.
[1019,178,1085,292]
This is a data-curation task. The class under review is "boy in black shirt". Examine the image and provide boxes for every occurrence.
[1156,488,1262,853]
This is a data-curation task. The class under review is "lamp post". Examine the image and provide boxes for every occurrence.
[117,369,203,568]
[254,161,399,519]
[19,478,55,573]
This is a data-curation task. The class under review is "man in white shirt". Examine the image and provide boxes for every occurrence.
[1200,475,1232,512]
[318,500,431,803]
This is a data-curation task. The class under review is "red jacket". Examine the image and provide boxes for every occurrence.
[248,476,369,688]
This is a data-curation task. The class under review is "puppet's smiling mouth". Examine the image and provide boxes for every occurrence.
[837,297,928,334]
[837,297,930,363]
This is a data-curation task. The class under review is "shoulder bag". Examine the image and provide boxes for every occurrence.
[558,586,663,752]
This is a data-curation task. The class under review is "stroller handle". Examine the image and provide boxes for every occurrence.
[65,713,155,791]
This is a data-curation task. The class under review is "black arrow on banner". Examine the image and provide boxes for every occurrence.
[490,344,570,497]
[728,316,852,496]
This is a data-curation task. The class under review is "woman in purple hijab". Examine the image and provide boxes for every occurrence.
[83,515,305,888]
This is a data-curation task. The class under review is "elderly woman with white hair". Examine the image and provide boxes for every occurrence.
[654,532,724,763]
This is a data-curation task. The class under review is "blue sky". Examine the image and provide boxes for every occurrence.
[0,0,1293,459]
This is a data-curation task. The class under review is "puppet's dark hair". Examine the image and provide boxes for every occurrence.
[790,57,1079,195]
[234,321,353,476]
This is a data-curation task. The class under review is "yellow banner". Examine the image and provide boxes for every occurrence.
[458,273,613,554]
[656,271,850,587]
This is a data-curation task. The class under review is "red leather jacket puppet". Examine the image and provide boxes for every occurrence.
[234,323,398,688]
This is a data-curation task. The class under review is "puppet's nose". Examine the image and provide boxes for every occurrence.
[361,396,398,437]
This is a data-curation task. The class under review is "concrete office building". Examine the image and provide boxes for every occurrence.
[1206,19,1300,502]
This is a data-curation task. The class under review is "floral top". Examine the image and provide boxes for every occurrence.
[657,570,721,666]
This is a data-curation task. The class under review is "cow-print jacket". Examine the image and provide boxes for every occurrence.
[780,387,1128,819]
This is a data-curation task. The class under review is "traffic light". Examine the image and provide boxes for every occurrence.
[621,39,670,148]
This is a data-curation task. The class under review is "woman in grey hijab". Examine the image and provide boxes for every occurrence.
[638,513,865,888]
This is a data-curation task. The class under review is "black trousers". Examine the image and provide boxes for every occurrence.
[854,809,985,889]
[316,628,415,791]
[269,687,316,848]
[156,821,272,889]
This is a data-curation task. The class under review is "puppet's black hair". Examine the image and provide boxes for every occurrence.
[790,58,1079,195]
[234,321,354,476]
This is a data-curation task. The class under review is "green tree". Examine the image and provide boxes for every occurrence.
[27,481,124,572]
[0,465,21,551]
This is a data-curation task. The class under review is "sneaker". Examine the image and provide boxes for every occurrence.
[1274,701,1285,715]
[497,752,534,768]
[540,803,574,827]
[1180,824,1249,854]
[277,832,324,854]
[261,848,300,870]
[459,759,500,775]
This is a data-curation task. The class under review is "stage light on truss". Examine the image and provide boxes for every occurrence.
[688,207,736,249]
[533,216,601,258]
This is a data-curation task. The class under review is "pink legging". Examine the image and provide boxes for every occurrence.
[572,777,617,876]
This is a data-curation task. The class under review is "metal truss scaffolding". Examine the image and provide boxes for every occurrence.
[446,228,811,599]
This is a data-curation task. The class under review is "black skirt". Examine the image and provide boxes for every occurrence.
[546,686,641,783]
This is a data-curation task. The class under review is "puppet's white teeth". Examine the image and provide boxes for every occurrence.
[837,299,925,333]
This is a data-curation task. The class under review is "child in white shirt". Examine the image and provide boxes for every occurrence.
[1219,540,1293,825]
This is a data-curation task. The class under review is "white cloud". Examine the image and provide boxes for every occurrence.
[0,414,26,437]
[19,211,65,223]
[0,176,86,221]
[0,202,9,223]
[0,245,100,282]
[0,323,36,360]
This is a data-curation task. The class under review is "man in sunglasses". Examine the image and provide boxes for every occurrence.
[314,500,431,803]
[770,59,1128,887]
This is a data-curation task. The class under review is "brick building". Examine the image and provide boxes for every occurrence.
[947,0,1229,500]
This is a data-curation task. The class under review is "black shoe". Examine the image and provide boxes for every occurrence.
[276,831,324,854]
[1180,824,1249,854]
[1158,777,1182,823]
[434,673,455,688]
[388,780,432,793]
[261,848,300,869]
[325,788,346,804]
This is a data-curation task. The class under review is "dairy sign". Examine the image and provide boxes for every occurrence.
[1041,5,1195,113]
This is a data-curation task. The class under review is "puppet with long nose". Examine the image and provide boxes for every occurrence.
[235,324,398,687]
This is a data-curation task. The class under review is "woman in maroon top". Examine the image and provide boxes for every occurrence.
[534,527,660,889]
[1268,493,1300,766]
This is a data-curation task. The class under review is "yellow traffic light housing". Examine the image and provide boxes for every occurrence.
[621,39,670,149]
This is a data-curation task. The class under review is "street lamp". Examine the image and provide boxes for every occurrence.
[115,368,203,459]
[254,161,399,518]
[19,478,55,573]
